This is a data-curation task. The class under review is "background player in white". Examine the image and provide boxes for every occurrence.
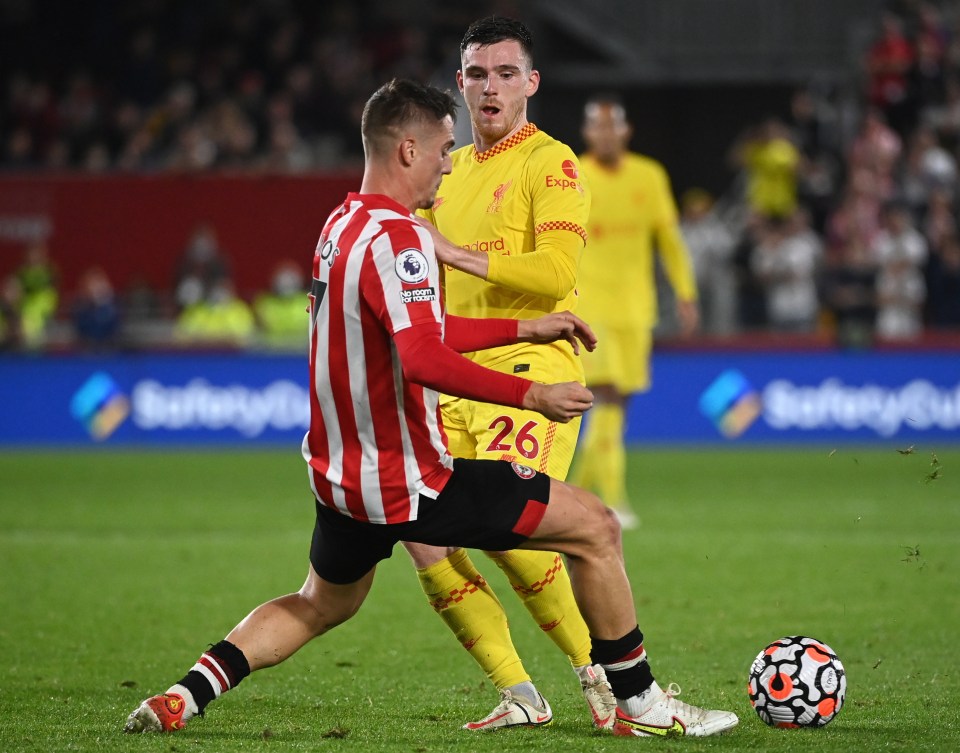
[124,78,737,740]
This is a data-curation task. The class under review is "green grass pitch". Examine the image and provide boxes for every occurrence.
[1,446,958,752]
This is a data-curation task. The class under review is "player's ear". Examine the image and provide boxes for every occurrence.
[526,69,540,97]
[399,137,416,167]
[456,69,465,94]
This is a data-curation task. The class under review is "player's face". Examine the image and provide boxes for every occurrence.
[413,114,455,210]
[457,40,539,150]
[582,103,631,164]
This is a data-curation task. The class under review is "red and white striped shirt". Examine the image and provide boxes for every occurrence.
[303,192,534,524]
[302,193,454,524]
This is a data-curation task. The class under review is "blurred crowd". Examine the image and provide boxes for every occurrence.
[674,0,960,345]
[0,0,490,172]
[2,0,960,352]
[0,226,312,351]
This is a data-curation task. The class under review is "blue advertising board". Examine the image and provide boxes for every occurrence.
[628,350,959,444]
[1,350,957,446]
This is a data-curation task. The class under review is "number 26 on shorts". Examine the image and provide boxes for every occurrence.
[486,416,540,460]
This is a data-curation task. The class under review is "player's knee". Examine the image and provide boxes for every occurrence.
[596,502,623,553]
[577,489,622,553]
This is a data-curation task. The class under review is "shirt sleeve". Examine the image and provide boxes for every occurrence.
[484,140,590,300]
[485,229,580,300]
[364,218,444,335]
[652,164,698,302]
[444,314,519,352]
[394,322,531,408]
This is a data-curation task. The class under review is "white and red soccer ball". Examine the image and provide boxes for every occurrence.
[748,636,846,728]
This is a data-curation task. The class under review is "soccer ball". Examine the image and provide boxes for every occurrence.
[747,636,846,728]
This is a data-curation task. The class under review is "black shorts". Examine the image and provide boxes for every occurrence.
[309,458,551,584]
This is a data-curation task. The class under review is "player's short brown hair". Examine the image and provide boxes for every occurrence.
[461,16,533,67]
[361,78,458,157]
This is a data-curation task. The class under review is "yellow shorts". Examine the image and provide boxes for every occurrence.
[441,397,580,480]
[581,323,652,394]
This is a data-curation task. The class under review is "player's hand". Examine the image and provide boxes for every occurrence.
[518,311,597,355]
[522,382,593,423]
[676,300,700,337]
[416,217,490,279]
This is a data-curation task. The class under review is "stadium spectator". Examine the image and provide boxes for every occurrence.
[0,276,24,351]
[729,117,801,220]
[750,211,823,333]
[253,260,308,344]
[71,267,120,350]
[923,74,960,150]
[898,125,957,219]
[873,200,929,269]
[921,185,957,252]
[864,12,915,136]
[14,241,58,348]
[821,234,877,348]
[848,107,903,201]
[173,223,231,312]
[825,166,885,256]
[872,201,929,339]
[926,232,960,327]
[680,188,738,335]
[175,279,255,345]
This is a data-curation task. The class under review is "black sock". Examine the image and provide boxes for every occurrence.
[591,626,655,700]
[176,640,251,713]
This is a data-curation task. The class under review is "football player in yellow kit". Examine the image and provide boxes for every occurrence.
[403,16,618,731]
[570,95,699,528]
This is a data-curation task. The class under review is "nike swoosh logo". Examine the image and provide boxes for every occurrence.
[466,711,512,729]
[535,713,551,723]
[618,716,685,737]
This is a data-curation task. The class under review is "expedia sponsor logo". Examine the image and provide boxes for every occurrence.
[400,286,437,303]
[461,237,506,253]
[545,174,583,193]
[561,159,578,179]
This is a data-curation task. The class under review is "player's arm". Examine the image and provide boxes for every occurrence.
[394,322,592,423]
[652,165,699,335]
[417,145,589,300]
[418,217,583,302]
[371,221,591,422]
[444,311,597,355]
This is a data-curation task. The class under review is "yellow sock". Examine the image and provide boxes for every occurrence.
[416,548,529,689]
[488,549,592,668]
[568,421,596,491]
[576,403,628,507]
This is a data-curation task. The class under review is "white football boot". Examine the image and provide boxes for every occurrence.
[579,664,618,728]
[612,682,738,737]
[462,688,553,730]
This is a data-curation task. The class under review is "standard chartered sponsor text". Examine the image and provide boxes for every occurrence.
[133,379,309,436]
[763,378,960,436]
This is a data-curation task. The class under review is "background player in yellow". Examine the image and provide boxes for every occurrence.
[570,94,699,529]
[404,17,617,730]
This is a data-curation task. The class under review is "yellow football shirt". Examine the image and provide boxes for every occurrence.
[420,123,590,382]
[577,151,696,330]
